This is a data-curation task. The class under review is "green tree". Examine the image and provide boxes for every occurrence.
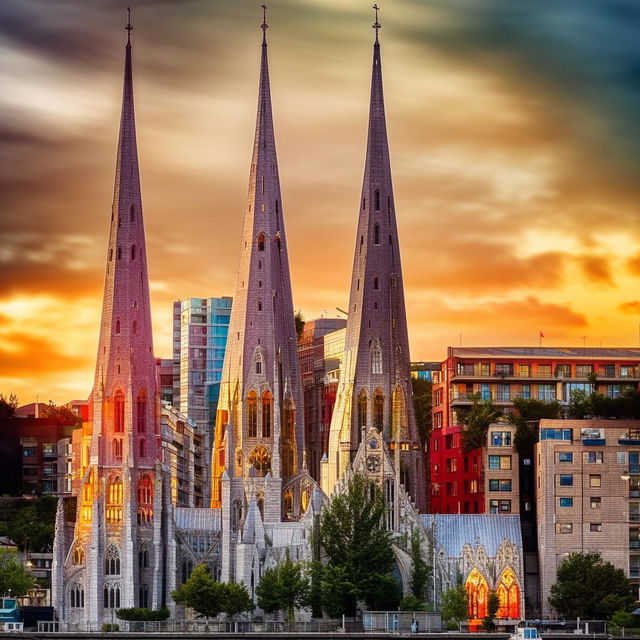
[481,590,499,632]
[320,565,356,619]
[509,397,562,456]
[359,572,401,611]
[400,594,429,612]
[317,473,395,615]
[0,548,35,596]
[256,553,310,622]
[6,496,57,552]
[222,582,254,618]
[611,609,634,630]
[409,527,430,602]
[411,377,432,445]
[457,394,503,453]
[548,552,634,619]
[115,607,170,621]
[308,560,324,619]
[0,393,18,419]
[568,389,591,419]
[171,565,225,618]
[441,584,468,630]
[295,310,305,341]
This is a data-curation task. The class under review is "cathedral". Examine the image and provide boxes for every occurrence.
[52,9,524,627]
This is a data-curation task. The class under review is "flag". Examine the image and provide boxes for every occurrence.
[540,331,545,338]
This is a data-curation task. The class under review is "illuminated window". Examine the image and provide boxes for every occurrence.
[496,567,520,619]
[371,343,383,375]
[72,546,85,566]
[357,390,368,429]
[373,389,384,430]
[262,391,272,437]
[138,474,153,505]
[247,391,258,437]
[114,391,124,433]
[249,446,271,476]
[391,386,408,441]
[465,568,488,620]
[257,234,265,251]
[283,488,294,519]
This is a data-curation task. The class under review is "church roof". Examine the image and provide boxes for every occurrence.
[420,514,522,558]
[174,507,221,532]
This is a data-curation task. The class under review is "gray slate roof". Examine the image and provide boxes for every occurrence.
[174,507,221,532]
[420,514,522,557]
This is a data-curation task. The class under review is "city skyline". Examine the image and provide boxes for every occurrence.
[1,0,639,404]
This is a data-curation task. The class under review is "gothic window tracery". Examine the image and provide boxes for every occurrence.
[373,389,384,430]
[357,389,368,430]
[72,545,85,566]
[391,386,408,441]
[138,474,153,505]
[138,544,149,569]
[139,584,149,608]
[114,391,124,433]
[465,568,489,620]
[136,389,147,433]
[112,438,122,459]
[103,583,120,609]
[371,343,383,375]
[249,446,271,476]
[105,545,120,576]
[257,233,266,251]
[247,391,258,437]
[283,488,294,519]
[262,391,272,437]
[496,567,520,619]
[69,582,84,608]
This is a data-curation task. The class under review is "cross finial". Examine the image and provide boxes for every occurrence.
[125,7,133,44]
[261,4,268,42]
[372,4,381,42]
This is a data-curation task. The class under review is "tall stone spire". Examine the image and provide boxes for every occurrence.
[212,11,303,522]
[57,14,164,624]
[324,10,426,511]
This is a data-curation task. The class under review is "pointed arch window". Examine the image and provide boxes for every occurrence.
[136,389,147,433]
[114,390,124,433]
[131,245,136,260]
[375,189,381,210]
[496,567,520,619]
[257,234,266,251]
[103,583,121,608]
[262,391,272,438]
[105,545,121,576]
[357,389,368,430]
[112,438,122,460]
[371,343,383,375]
[115,319,121,334]
[283,488,294,519]
[466,568,489,620]
[392,386,408,441]
[374,276,379,290]
[107,476,123,522]
[70,582,84,608]
[72,546,85,566]
[373,389,384,430]
[138,544,149,569]
[138,474,153,505]
[139,438,146,458]
[281,443,294,478]
[282,398,295,441]
[247,390,258,437]
[374,224,380,245]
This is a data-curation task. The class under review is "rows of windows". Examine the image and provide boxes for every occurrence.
[557,474,601,487]
[559,496,603,509]
[555,522,603,534]
[455,361,639,379]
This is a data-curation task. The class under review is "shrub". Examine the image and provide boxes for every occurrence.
[115,607,170,621]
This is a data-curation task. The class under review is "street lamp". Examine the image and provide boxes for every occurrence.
[622,470,631,482]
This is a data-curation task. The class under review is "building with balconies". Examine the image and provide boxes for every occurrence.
[535,418,640,616]
[430,347,640,517]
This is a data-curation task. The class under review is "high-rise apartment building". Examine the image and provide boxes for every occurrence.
[536,418,640,616]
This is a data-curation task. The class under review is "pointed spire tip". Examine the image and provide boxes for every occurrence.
[125,6,133,45]
[372,3,381,43]
[261,4,268,44]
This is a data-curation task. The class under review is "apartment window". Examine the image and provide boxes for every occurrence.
[559,474,573,486]
[496,384,510,402]
[518,364,530,377]
[576,364,593,377]
[607,385,621,398]
[555,523,573,534]
[445,434,458,449]
[537,364,552,377]
[559,497,573,507]
[555,364,571,378]
[463,456,469,472]
[489,479,512,492]
[495,363,513,376]
[489,499,511,513]
[489,455,511,470]
[584,451,603,464]
[23,447,37,457]
[491,431,512,447]
[598,364,615,377]
[479,363,490,376]
[480,383,491,400]
[558,452,573,463]
[446,458,457,473]
[588,496,601,509]
[538,384,556,402]
[589,523,602,532]
[541,428,572,441]
[433,412,443,429]
[446,482,457,496]
[469,480,478,493]
[519,384,531,399]
[589,474,601,487]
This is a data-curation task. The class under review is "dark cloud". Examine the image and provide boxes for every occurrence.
[620,301,640,314]
[578,255,614,286]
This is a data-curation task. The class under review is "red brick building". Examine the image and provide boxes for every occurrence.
[430,347,640,515]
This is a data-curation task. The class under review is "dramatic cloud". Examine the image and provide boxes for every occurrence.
[0,0,638,402]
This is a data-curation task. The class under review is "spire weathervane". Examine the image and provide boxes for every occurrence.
[126,7,133,44]
[372,4,381,42]
[261,4,268,42]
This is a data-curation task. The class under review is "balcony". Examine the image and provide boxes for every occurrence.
[630,514,640,523]
[619,433,640,445]
[582,438,606,446]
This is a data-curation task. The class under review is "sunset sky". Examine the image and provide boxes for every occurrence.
[1,0,639,404]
